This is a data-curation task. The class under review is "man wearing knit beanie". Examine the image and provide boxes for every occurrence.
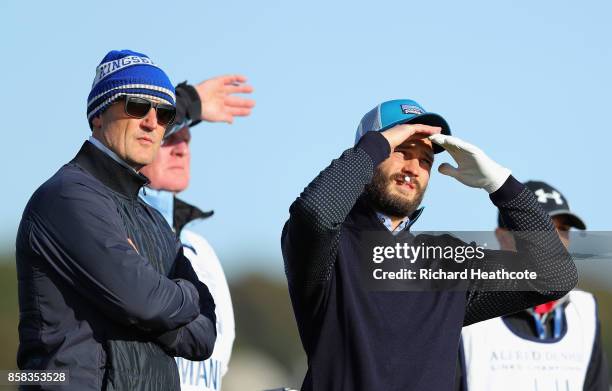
[87,49,178,169]
[15,49,217,391]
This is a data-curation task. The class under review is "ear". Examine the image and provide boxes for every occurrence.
[91,115,103,130]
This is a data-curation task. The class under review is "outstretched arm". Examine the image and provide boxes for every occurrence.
[170,75,255,135]
[429,135,577,325]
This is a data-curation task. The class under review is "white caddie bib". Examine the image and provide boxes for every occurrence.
[175,230,235,391]
[461,291,597,391]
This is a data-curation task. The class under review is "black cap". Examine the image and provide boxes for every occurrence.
[498,180,586,230]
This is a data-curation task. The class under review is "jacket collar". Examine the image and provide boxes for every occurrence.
[71,141,149,199]
[173,197,213,234]
[87,136,139,175]
[351,195,424,232]
[139,187,213,233]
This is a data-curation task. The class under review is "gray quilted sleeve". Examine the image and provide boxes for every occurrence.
[464,178,578,325]
[281,131,390,286]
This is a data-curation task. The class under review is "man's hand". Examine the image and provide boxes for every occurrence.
[194,74,255,124]
[429,134,511,193]
[381,124,442,149]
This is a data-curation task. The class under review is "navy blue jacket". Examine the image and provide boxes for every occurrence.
[281,131,577,390]
[16,141,216,390]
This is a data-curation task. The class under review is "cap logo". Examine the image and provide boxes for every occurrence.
[400,104,424,115]
[92,56,159,87]
[534,189,563,205]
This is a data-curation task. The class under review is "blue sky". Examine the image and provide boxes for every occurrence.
[1,0,610,278]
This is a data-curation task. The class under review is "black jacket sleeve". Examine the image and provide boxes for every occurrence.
[168,82,202,135]
[462,177,578,325]
[24,182,201,333]
[154,250,217,361]
[281,131,390,286]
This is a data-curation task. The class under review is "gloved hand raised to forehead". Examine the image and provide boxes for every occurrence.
[429,134,511,194]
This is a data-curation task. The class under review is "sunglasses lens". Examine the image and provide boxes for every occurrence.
[124,97,176,125]
[125,97,151,118]
[156,106,176,125]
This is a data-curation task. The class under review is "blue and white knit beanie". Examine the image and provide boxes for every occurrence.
[87,50,176,126]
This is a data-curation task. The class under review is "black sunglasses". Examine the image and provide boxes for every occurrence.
[120,96,176,126]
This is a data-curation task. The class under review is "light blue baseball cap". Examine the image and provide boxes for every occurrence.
[355,99,451,154]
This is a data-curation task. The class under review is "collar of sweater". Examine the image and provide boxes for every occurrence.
[350,195,425,232]
[71,140,149,199]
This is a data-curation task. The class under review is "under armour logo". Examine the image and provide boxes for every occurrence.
[534,189,563,205]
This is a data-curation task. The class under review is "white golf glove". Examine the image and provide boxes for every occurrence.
[429,134,511,194]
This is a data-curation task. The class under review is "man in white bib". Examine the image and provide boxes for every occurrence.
[457,180,609,391]
[140,75,255,391]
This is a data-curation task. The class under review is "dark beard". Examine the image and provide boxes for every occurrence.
[365,167,426,218]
